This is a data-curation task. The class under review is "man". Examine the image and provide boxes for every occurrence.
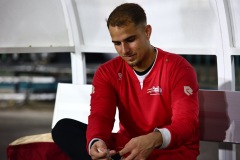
[52,3,199,160]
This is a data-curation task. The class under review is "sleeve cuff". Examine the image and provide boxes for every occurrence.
[88,138,101,154]
[154,128,171,149]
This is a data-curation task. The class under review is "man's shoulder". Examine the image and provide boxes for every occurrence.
[98,56,124,71]
[93,56,124,83]
[157,48,185,63]
[97,56,125,74]
[156,48,193,71]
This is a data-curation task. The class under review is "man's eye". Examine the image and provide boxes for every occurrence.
[127,37,135,43]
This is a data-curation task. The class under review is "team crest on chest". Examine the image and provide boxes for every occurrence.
[147,86,162,95]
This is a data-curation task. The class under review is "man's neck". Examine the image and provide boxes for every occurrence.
[134,47,157,75]
[133,47,157,73]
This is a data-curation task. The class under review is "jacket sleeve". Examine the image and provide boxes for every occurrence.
[86,66,117,151]
[164,56,200,149]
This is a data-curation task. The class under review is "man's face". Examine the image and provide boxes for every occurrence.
[109,22,151,70]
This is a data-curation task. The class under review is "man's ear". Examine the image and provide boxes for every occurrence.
[145,25,152,39]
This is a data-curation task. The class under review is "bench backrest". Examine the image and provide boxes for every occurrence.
[52,83,240,143]
[199,90,240,143]
[51,83,120,132]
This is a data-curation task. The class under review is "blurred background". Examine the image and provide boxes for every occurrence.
[1,52,239,109]
[1,0,240,159]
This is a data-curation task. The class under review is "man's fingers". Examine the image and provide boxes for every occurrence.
[119,147,139,160]
[108,150,117,156]
[122,150,138,160]
[119,147,128,157]
[97,148,119,160]
[91,143,109,159]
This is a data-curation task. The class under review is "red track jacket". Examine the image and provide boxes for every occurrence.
[87,48,200,160]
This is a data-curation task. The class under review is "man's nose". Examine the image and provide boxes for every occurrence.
[121,42,130,55]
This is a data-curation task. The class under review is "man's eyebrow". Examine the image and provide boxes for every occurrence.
[112,40,119,43]
[112,35,136,43]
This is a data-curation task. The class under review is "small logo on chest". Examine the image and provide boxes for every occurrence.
[118,73,122,80]
[147,86,162,95]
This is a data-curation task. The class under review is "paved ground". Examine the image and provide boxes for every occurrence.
[0,101,54,160]
[0,101,239,160]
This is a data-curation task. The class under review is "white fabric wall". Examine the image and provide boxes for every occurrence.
[0,0,239,53]
[229,0,240,47]
[72,0,217,49]
[0,0,69,48]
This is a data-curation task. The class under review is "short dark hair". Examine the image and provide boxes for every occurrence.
[107,3,147,28]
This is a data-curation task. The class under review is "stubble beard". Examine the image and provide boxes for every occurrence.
[127,59,138,68]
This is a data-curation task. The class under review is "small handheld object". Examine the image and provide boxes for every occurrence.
[111,152,122,160]
[97,148,122,160]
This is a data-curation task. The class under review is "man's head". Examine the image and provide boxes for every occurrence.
[107,3,155,72]
[107,3,147,28]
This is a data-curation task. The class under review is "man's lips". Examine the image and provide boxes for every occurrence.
[123,54,135,61]
[122,54,134,57]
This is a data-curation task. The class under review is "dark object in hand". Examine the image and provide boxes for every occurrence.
[111,152,121,160]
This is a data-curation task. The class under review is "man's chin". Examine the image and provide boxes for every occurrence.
[127,62,136,67]
[123,58,137,67]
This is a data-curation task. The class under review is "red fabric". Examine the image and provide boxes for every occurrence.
[87,48,199,159]
[7,142,70,160]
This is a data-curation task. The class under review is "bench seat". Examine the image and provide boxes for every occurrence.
[7,83,240,160]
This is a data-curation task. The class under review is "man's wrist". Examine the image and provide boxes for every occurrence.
[148,131,163,149]
[88,138,101,154]
[154,128,171,149]
[90,139,99,148]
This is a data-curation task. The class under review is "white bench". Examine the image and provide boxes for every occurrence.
[52,83,120,132]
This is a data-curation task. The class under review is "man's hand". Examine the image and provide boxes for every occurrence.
[90,140,117,160]
[119,132,163,160]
